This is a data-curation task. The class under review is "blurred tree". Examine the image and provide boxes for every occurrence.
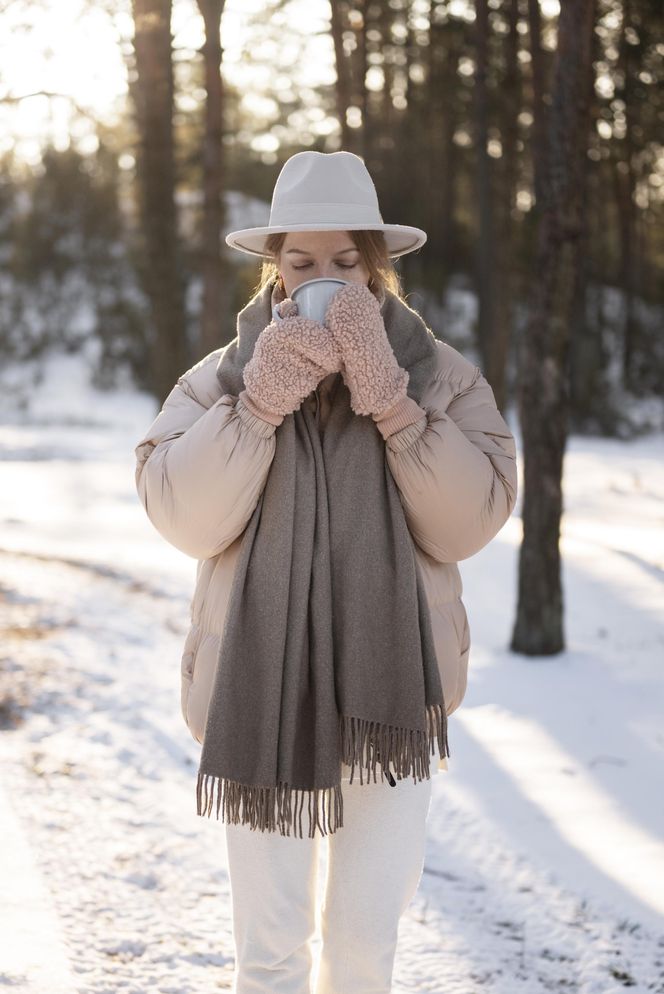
[329,0,356,152]
[0,144,147,385]
[195,0,236,355]
[512,0,598,656]
[485,0,521,413]
[472,0,495,379]
[613,0,650,388]
[131,0,189,403]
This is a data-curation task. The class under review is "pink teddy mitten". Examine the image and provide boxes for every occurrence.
[239,303,343,425]
[323,282,426,436]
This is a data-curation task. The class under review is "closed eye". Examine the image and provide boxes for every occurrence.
[292,262,357,270]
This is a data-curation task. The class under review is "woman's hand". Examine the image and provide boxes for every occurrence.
[240,304,343,425]
[271,296,299,322]
[323,282,410,418]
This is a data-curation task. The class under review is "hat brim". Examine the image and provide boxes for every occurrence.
[225,223,427,260]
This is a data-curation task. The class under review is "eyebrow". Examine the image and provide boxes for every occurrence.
[285,247,360,256]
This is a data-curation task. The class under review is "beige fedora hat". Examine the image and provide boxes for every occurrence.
[225,150,427,260]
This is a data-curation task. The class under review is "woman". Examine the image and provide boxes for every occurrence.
[134,150,518,994]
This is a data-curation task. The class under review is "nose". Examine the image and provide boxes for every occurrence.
[311,265,335,279]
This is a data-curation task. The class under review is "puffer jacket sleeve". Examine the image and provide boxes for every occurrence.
[134,348,278,561]
[382,342,518,563]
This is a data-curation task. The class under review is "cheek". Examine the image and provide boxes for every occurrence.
[280,268,294,293]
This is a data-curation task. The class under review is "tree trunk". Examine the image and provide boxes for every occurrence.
[330,0,355,152]
[437,7,460,279]
[196,0,232,356]
[473,0,494,370]
[426,6,446,265]
[568,19,606,432]
[357,0,370,160]
[487,0,521,412]
[511,0,597,656]
[615,0,640,389]
[378,0,398,205]
[131,0,189,404]
[527,0,547,208]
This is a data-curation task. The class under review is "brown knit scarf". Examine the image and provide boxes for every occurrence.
[196,277,450,837]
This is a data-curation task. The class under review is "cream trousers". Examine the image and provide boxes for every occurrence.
[224,768,436,994]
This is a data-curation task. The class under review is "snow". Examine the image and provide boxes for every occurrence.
[0,777,78,993]
[0,347,663,993]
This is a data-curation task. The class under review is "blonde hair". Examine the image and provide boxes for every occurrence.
[248,230,406,303]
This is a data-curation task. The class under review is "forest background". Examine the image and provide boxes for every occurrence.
[0,0,662,656]
[1,0,661,430]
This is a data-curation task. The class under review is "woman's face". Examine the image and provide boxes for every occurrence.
[277,231,370,298]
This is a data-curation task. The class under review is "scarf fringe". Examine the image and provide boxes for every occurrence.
[196,771,344,839]
[339,701,450,785]
[195,702,449,839]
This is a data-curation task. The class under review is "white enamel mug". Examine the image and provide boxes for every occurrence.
[273,277,351,325]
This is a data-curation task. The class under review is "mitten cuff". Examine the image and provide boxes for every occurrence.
[237,389,284,429]
[372,394,428,440]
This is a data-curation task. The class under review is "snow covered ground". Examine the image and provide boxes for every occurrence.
[1,349,663,994]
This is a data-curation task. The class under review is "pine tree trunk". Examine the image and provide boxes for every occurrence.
[511,0,597,655]
[615,0,640,389]
[568,21,606,432]
[196,0,232,356]
[473,0,495,370]
[131,0,189,404]
[488,0,521,412]
[330,0,355,152]
[439,11,460,278]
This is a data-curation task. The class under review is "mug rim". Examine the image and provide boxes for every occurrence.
[291,277,351,298]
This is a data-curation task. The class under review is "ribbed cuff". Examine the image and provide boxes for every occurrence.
[236,391,283,434]
[372,393,428,440]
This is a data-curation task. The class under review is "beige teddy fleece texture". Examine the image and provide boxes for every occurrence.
[240,310,343,425]
[240,282,428,439]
